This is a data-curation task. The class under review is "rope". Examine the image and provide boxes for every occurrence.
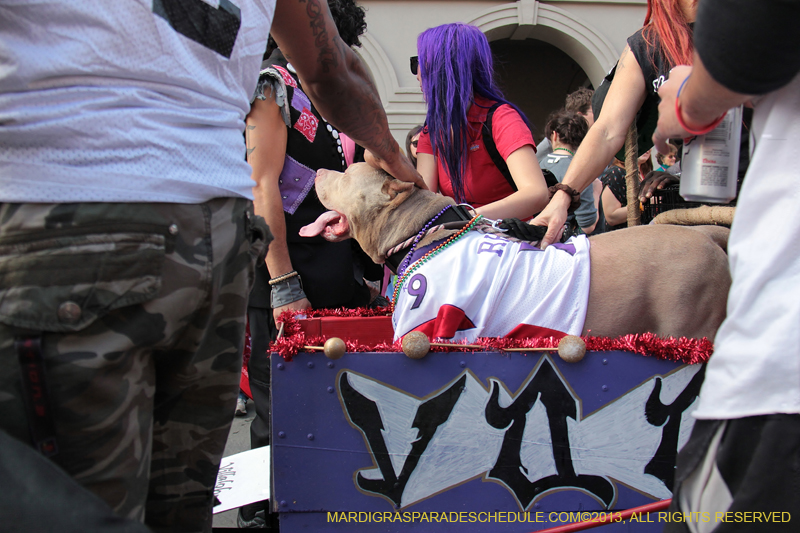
[624,122,642,227]
[652,205,736,226]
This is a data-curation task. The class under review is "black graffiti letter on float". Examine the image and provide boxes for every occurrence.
[153,0,241,58]
[485,357,615,509]
[644,365,706,490]
[340,372,466,507]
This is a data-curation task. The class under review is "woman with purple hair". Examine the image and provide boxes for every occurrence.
[414,23,549,220]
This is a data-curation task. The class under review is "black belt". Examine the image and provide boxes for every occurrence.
[384,204,473,275]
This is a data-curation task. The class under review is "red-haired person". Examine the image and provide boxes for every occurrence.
[534,0,697,246]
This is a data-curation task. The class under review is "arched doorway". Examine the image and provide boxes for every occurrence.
[356,1,621,147]
[491,38,592,143]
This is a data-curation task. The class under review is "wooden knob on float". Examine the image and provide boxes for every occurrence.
[402,331,431,359]
[558,335,586,363]
[323,337,347,360]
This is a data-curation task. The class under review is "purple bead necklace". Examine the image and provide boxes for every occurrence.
[397,205,453,275]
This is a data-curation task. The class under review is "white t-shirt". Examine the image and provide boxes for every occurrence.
[0,0,275,203]
[693,74,800,419]
[393,230,591,342]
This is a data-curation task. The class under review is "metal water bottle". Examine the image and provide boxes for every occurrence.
[679,105,742,203]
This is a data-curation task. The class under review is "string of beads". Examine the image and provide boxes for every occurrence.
[396,205,454,275]
[391,214,483,311]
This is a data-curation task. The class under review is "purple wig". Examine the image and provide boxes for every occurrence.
[417,23,529,203]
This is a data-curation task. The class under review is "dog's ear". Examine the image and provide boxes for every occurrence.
[384,179,414,199]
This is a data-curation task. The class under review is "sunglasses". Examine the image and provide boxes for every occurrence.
[411,140,418,147]
[410,56,419,76]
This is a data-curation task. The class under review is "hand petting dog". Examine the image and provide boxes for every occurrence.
[364,148,427,190]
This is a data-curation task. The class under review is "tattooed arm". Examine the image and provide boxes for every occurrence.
[247,94,312,321]
[271,0,425,188]
[533,45,646,247]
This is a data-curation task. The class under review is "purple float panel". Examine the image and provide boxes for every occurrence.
[271,350,703,532]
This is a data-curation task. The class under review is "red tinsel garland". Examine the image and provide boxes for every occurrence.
[270,307,713,365]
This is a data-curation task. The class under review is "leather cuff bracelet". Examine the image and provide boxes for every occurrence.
[270,275,307,308]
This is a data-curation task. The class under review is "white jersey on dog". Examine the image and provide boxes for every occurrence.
[392,231,591,342]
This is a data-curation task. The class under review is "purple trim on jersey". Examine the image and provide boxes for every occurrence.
[551,242,577,256]
[519,242,543,252]
[278,155,316,214]
[291,89,311,114]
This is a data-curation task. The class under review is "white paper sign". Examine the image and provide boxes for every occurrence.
[212,446,271,514]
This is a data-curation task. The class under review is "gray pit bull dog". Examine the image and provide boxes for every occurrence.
[301,163,731,342]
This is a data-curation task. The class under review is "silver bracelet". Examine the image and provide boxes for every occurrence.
[270,274,307,308]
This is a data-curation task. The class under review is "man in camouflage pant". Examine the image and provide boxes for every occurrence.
[0,200,270,528]
[0,1,422,530]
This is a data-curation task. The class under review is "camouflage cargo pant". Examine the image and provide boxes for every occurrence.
[0,198,270,532]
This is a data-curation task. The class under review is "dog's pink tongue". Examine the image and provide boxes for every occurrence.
[299,211,338,237]
[299,210,349,240]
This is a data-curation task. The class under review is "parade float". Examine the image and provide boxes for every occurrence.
[260,307,711,532]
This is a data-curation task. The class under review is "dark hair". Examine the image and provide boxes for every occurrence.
[544,109,589,149]
[639,150,654,176]
[264,1,366,58]
[405,125,423,168]
[565,87,594,116]
[328,0,367,48]
[417,23,529,203]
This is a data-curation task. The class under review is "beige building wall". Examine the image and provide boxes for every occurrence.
[354,0,647,146]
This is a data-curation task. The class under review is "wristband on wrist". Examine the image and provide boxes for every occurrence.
[675,75,726,136]
[270,274,307,308]
[548,183,582,213]
[268,270,299,286]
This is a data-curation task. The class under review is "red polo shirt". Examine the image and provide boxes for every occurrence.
[417,95,535,208]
